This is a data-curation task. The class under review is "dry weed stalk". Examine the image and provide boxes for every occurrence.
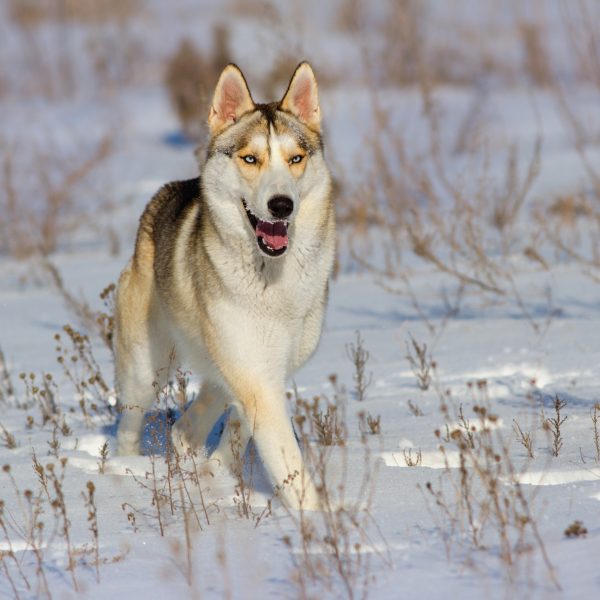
[0,494,32,598]
[0,347,16,406]
[545,396,567,457]
[17,373,38,412]
[457,403,475,450]
[512,419,534,459]
[591,403,600,462]
[126,445,217,537]
[403,448,422,467]
[97,441,109,474]
[297,395,346,448]
[82,481,100,583]
[45,459,79,591]
[176,485,195,587]
[405,334,434,391]
[17,371,73,463]
[425,381,559,589]
[229,418,255,520]
[0,543,26,600]
[149,453,165,537]
[366,413,381,435]
[178,448,213,528]
[407,398,423,417]
[219,413,273,526]
[47,423,62,458]
[2,463,51,598]
[407,399,423,416]
[0,422,17,449]
[54,324,114,419]
[18,372,57,424]
[32,451,51,503]
[121,503,138,534]
[358,411,381,436]
[23,487,51,599]
[346,331,373,402]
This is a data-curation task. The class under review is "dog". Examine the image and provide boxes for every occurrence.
[114,62,335,510]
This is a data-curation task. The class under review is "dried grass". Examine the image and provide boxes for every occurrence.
[282,384,389,600]
[9,0,140,27]
[164,27,232,141]
[0,134,113,259]
[424,380,559,589]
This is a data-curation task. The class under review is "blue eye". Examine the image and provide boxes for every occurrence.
[242,155,257,164]
[290,155,303,164]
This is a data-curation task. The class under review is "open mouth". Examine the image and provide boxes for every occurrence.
[242,199,289,257]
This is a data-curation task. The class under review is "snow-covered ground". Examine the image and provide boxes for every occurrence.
[1,1,600,599]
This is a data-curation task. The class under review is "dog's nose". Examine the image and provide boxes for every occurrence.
[267,196,294,219]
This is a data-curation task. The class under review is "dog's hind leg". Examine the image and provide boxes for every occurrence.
[116,359,156,455]
[114,259,172,455]
[115,333,174,455]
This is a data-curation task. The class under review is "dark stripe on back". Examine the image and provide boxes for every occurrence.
[138,178,200,285]
[150,178,199,247]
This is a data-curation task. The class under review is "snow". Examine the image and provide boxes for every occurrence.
[1,1,600,599]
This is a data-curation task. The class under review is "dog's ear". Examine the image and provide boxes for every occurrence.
[279,62,321,132]
[208,64,254,135]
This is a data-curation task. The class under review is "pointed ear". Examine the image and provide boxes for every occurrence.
[279,62,321,132]
[208,64,254,136]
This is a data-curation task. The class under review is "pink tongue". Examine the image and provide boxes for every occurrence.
[256,220,288,250]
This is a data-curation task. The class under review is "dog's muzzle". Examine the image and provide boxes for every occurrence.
[242,198,290,257]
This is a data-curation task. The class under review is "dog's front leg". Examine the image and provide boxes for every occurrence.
[232,381,321,511]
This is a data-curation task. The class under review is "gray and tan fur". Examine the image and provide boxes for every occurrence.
[114,62,335,510]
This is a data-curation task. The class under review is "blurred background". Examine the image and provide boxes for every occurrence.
[0,0,599,303]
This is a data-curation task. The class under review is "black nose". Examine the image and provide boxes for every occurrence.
[267,196,294,219]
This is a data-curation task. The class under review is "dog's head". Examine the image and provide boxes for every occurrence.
[201,62,330,259]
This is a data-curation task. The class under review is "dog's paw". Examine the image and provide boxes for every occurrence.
[275,483,324,512]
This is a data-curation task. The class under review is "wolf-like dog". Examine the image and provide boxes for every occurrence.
[114,62,335,510]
